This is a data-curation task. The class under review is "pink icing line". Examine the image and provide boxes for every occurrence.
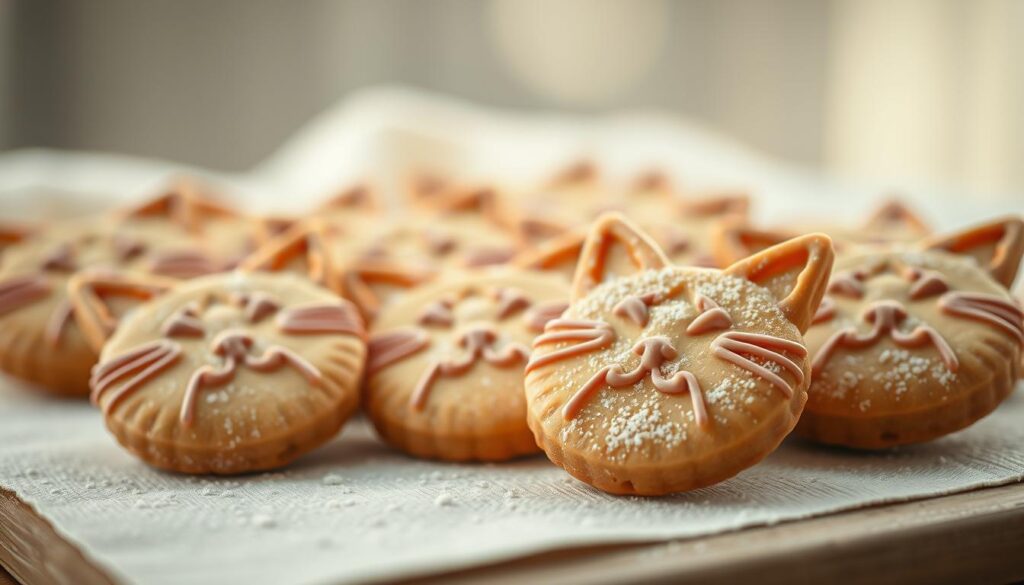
[90,340,183,412]
[409,326,530,409]
[939,291,1024,343]
[711,331,807,398]
[493,287,532,319]
[44,299,75,347]
[812,296,836,325]
[149,250,221,278]
[41,242,77,272]
[525,319,616,373]
[0,274,52,317]
[162,304,205,338]
[276,303,364,338]
[812,300,959,378]
[367,329,431,375]
[828,270,866,298]
[561,336,708,426]
[418,298,454,327]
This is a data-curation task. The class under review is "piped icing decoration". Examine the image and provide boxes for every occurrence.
[812,300,959,377]
[90,340,184,412]
[493,287,531,319]
[112,235,146,262]
[180,330,321,428]
[41,242,77,272]
[410,326,530,410]
[418,298,455,327]
[525,319,616,373]
[149,250,221,279]
[812,296,836,324]
[686,293,733,335]
[44,300,75,347]
[938,292,1024,343]
[828,269,867,298]
[907,269,950,300]
[230,291,282,323]
[0,274,51,316]
[561,336,708,425]
[612,292,659,327]
[422,229,456,256]
[276,302,364,337]
[524,301,569,332]
[464,247,517,267]
[367,328,431,375]
[162,304,206,338]
[710,331,807,398]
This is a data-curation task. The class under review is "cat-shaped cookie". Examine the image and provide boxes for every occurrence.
[524,213,834,495]
[365,268,569,461]
[800,216,1024,448]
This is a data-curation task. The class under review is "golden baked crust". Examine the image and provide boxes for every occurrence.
[365,268,569,461]
[524,213,833,495]
[92,271,366,474]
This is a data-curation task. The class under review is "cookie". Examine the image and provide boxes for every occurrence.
[88,271,366,474]
[524,214,833,495]
[0,218,181,395]
[364,268,570,461]
[516,163,748,267]
[712,199,930,266]
[800,217,1024,448]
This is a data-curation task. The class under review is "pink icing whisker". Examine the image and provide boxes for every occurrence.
[939,292,1024,343]
[526,319,616,373]
[710,331,807,398]
[367,329,431,375]
[0,274,52,317]
[90,340,183,411]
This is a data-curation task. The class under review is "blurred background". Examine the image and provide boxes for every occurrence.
[1,0,1023,196]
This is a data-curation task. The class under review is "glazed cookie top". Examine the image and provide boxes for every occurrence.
[525,214,833,465]
[806,217,1024,415]
[91,271,366,448]
[367,268,569,419]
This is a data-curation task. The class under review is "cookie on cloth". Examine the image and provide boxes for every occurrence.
[801,217,1024,448]
[364,268,569,461]
[0,218,179,395]
[712,199,931,266]
[515,163,749,268]
[524,213,834,495]
[87,271,366,474]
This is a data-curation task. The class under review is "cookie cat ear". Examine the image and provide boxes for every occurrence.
[515,230,586,282]
[571,213,670,302]
[862,199,930,235]
[320,184,379,213]
[711,221,795,267]
[724,233,834,334]
[239,220,338,291]
[123,177,238,232]
[921,216,1024,288]
[338,262,434,323]
[68,271,179,352]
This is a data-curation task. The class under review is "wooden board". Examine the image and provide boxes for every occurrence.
[3,482,1024,584]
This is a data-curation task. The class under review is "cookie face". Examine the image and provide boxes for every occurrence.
[524,214,834,495]
[0,218,180,395]
[364,268,570,461]
[92,272,366,474]
[800,217,1024,448]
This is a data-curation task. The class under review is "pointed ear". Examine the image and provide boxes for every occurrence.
[339,262,434,323]
[515,229,586,282]
[921,216,1024,288]
[68,271,179,352]
[711,220,795,267]
[862,199,931,237]
[0,222,36,255]
[239,220,337,290]
[725,233,834,334]
[123,177,238,231]
[320,184,379,213]
[571,213,670,302]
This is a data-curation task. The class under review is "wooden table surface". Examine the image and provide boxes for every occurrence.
[3,481,1024,584]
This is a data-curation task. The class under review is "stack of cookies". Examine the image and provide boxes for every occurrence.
[1,167,1020,496]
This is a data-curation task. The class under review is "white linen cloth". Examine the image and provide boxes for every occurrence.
[1,87,1022,584]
